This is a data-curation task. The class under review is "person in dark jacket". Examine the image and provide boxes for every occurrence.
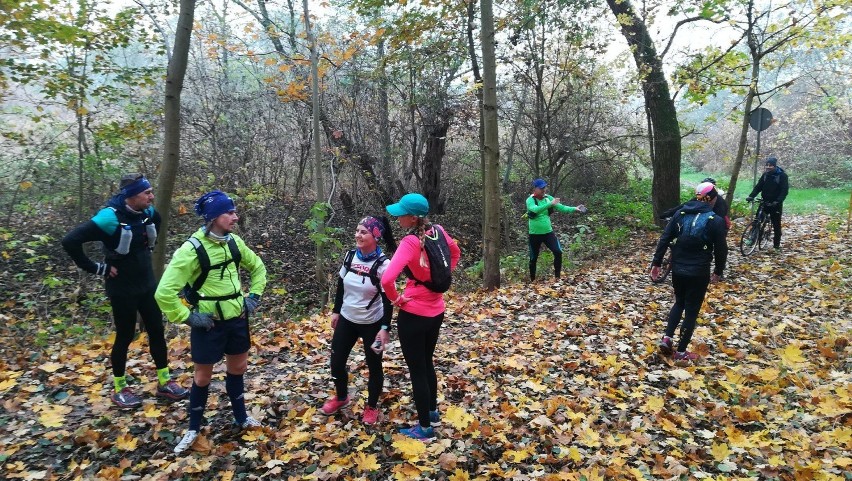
[659,177,730,233]
[746,157,789,249]
[650,182,728,365]
[61,173,189,408]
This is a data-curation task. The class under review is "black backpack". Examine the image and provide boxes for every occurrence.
[527,197,555,220]
[404,225,452,293]
[342,249,387,309]
[181,236,242,319]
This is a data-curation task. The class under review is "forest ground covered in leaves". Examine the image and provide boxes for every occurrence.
[0,213,850,480]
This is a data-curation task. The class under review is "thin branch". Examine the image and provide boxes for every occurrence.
[132,0,171,63]
[661,15,728,60]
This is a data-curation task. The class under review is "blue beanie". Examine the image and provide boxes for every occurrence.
[195,190,236,222]
[765,157,777,166]
[121,176,152,198]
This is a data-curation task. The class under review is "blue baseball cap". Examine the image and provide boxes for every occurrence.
[386,193,429,217]
[532,178,547,189]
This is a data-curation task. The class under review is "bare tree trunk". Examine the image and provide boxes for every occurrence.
[421,119,449,214]
[605,0,681,222]
[152,0,196,277]
[377,37,394,197]
[480,0,501,289]
[303,0,328,305]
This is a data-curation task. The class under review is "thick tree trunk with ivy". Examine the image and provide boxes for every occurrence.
[606,0,680,222]
[152,0,196,277]
[480,0,501,289]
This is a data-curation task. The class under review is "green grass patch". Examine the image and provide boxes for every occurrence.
[782,188,850,215]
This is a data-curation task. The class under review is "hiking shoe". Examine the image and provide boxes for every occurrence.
[362,406,380,425]
[658,336,674,356]
[399,425,435,442]
[320,396,350,415]
[157,381,189,401]
[111,387,143,409]
[673,351,699,366]
[429,410,440,426]
[239,416,262,429]
[174,430,198,454]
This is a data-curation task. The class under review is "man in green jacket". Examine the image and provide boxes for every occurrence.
[526,178,587,281]
[155,190,267,454]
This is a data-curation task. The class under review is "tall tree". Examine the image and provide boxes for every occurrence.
[606,0,681,219]
[303,0,328,304]
[152,0,196,276]
[480,0,500,289]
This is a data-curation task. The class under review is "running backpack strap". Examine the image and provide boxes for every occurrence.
[343,249,356,275]
[364,254,387,309]
[184,237,210,306]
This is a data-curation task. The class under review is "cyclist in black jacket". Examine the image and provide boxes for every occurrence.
[651,182,728,365]
[746,157,789,250]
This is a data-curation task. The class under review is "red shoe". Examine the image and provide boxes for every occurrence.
[673,351,698,366]
[362,406,380,425]
[320,396,350,415]
[658,336,673,356]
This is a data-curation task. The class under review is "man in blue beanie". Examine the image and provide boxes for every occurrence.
[61,173,189,409]
[155,190,268,454]
[746,157,789,250]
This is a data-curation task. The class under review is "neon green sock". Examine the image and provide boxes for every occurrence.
[114,376,127,393]
[157,367,171,386]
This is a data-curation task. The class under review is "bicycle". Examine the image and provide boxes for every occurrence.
[739,198,773,256]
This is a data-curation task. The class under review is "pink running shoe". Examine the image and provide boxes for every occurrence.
[673,351,699,366]
[320,396,350,415]
[362,406,380,425]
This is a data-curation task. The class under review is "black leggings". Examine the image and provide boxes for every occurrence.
[329,316,384,407]
[528,232,562,280]
[109,289,168,377]
[665,273,710,352]
[397,310,443,428]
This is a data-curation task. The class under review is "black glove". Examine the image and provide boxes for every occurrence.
[95,262,111,276]
[187,312,214,330]
[745,197,754,203]
[244,294,260,316]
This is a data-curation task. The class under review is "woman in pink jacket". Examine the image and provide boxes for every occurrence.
[375,193,461,442]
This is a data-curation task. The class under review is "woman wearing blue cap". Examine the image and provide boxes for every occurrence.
[376,193,461,441]
[526,178,587,281]
[62,173,188,409]
[155,190,267,454]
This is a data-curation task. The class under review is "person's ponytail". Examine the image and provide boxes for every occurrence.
[378,216,397,251]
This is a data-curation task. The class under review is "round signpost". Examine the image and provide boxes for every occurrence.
[749,107,772,131]
[749,107,773,187]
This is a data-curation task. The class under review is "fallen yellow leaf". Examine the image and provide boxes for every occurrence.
[710,441,730,461]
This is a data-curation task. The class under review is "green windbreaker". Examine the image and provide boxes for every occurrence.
[155,228,267,323]
[526,194,577,235]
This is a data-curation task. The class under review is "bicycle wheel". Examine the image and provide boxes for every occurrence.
[759,219,773,250]
[740,221,759,256]
[650,249,672,283]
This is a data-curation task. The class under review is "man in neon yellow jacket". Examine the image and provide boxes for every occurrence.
[526,178,587,281]
[155,190,267,454]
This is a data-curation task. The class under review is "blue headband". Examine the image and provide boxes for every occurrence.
[121,177,152,198]
[195,190,237,222]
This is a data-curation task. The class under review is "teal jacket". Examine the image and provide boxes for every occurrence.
[526,195,577,235]
[155,228,267,323]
